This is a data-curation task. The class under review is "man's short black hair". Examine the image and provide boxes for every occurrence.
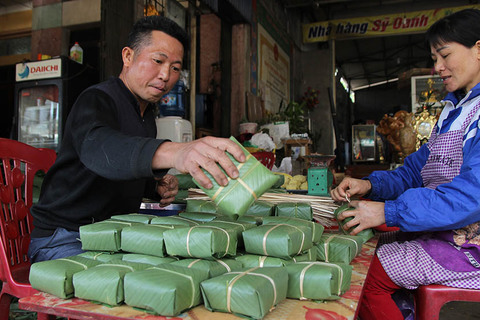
[127,15,188,52]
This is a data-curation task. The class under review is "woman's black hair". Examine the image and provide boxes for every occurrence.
[127,15,189,52]
[425,8,480,49]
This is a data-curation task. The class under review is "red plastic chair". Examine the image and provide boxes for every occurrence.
[251,151,275,170]
[415,284,480,320]
[0,138,56,319]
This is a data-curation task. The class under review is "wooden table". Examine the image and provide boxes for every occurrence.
[19,237,378,320]
[283,138,312,158]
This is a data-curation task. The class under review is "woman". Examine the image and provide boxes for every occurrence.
[331,9,480,320]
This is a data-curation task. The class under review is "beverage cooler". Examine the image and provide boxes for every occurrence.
[13,56,97,150]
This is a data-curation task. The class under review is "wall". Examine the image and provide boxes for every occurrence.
[199,14,221,94]
[0,10,32,66]
[197,13,221,136]
[230,23,250,137]
[0,10,32,35]
[31,0,101,60]
[296,48,333,154]
[257,0,335,154]
[62,0,101,27]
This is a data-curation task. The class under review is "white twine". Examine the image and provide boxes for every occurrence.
[186,226,231,258]
[97,264,135,272]
[226,267,277,313]
[297,261,344,296]
[262,224,305,256]
[57,258,88,270]
[150,267,195,308]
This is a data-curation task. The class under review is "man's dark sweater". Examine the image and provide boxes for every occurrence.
[31,77,168,237]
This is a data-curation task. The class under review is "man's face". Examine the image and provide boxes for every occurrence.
[121,30,184,108]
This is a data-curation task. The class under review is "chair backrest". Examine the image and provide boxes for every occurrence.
[0,138,56,283]
[252,151,275,170]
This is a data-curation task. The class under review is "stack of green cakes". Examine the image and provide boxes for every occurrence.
[29,138,374,319]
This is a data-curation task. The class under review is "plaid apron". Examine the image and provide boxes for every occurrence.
[378,103,480,290]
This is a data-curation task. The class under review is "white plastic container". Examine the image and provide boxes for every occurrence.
[70,42,83,64]
[155,116,192,142]
[239,122,257,134]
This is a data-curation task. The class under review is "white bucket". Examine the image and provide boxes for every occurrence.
[239,122,257,134]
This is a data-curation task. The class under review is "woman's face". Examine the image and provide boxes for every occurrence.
[431,40,480,93]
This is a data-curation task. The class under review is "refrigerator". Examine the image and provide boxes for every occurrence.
[13,56,97,150]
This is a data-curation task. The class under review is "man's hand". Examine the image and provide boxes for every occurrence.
[337,200,385,235]
[155,174,178,206]
[330,177,372,202]
[152,137,246,189]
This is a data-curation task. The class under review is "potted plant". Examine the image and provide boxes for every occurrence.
[239,116,258,134]
[281,100,308,134]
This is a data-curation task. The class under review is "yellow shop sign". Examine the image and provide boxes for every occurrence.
[303,4,480,43]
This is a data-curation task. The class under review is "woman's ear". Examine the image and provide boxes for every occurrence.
[476,40,480,60]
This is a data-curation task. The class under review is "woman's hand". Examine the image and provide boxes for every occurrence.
[155,174,179,206]
[152,137,245,189]
[330,177,372,202]
[337,200,386,235]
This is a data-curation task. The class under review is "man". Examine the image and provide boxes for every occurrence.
[28,15,245,262]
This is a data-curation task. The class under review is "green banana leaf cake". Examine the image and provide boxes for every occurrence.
[193,137,279,219]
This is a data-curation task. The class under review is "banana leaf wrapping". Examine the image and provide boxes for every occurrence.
[110,213,156,224]
[121,224,184,257]
[235,254,294,268]
[185,199,218,213]
[124,264,209,317]
[271,175,284,189]
[274,202,313,221]
[29,256,101,299]
[150,215,201,227]
[203,220,256,247]
[171,258,243,278]
[72,261,150,306]
[315,234,363,264]
[122,254,178,265]
[179,211,220,222]
[245,201,275,217]
[262,216,324,243]
[174,189,189,203]
[193,137,279,219]
[200,266,288,319]
[176,173,197,189]
[77,251,126,262]
[334,203,375,243]
[292,248,317,263]
[79,220,140,252]
[286,261,352,300]
[237,215,263,225]
[242,224,313,259]
[163,225,237,260]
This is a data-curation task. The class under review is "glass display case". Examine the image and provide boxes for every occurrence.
[411,75,445,114]
[17,83,60,149]
[14,56,97,150]
[352,124,376,162]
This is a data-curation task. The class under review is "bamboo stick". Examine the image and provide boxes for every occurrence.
[186,188,340,227]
